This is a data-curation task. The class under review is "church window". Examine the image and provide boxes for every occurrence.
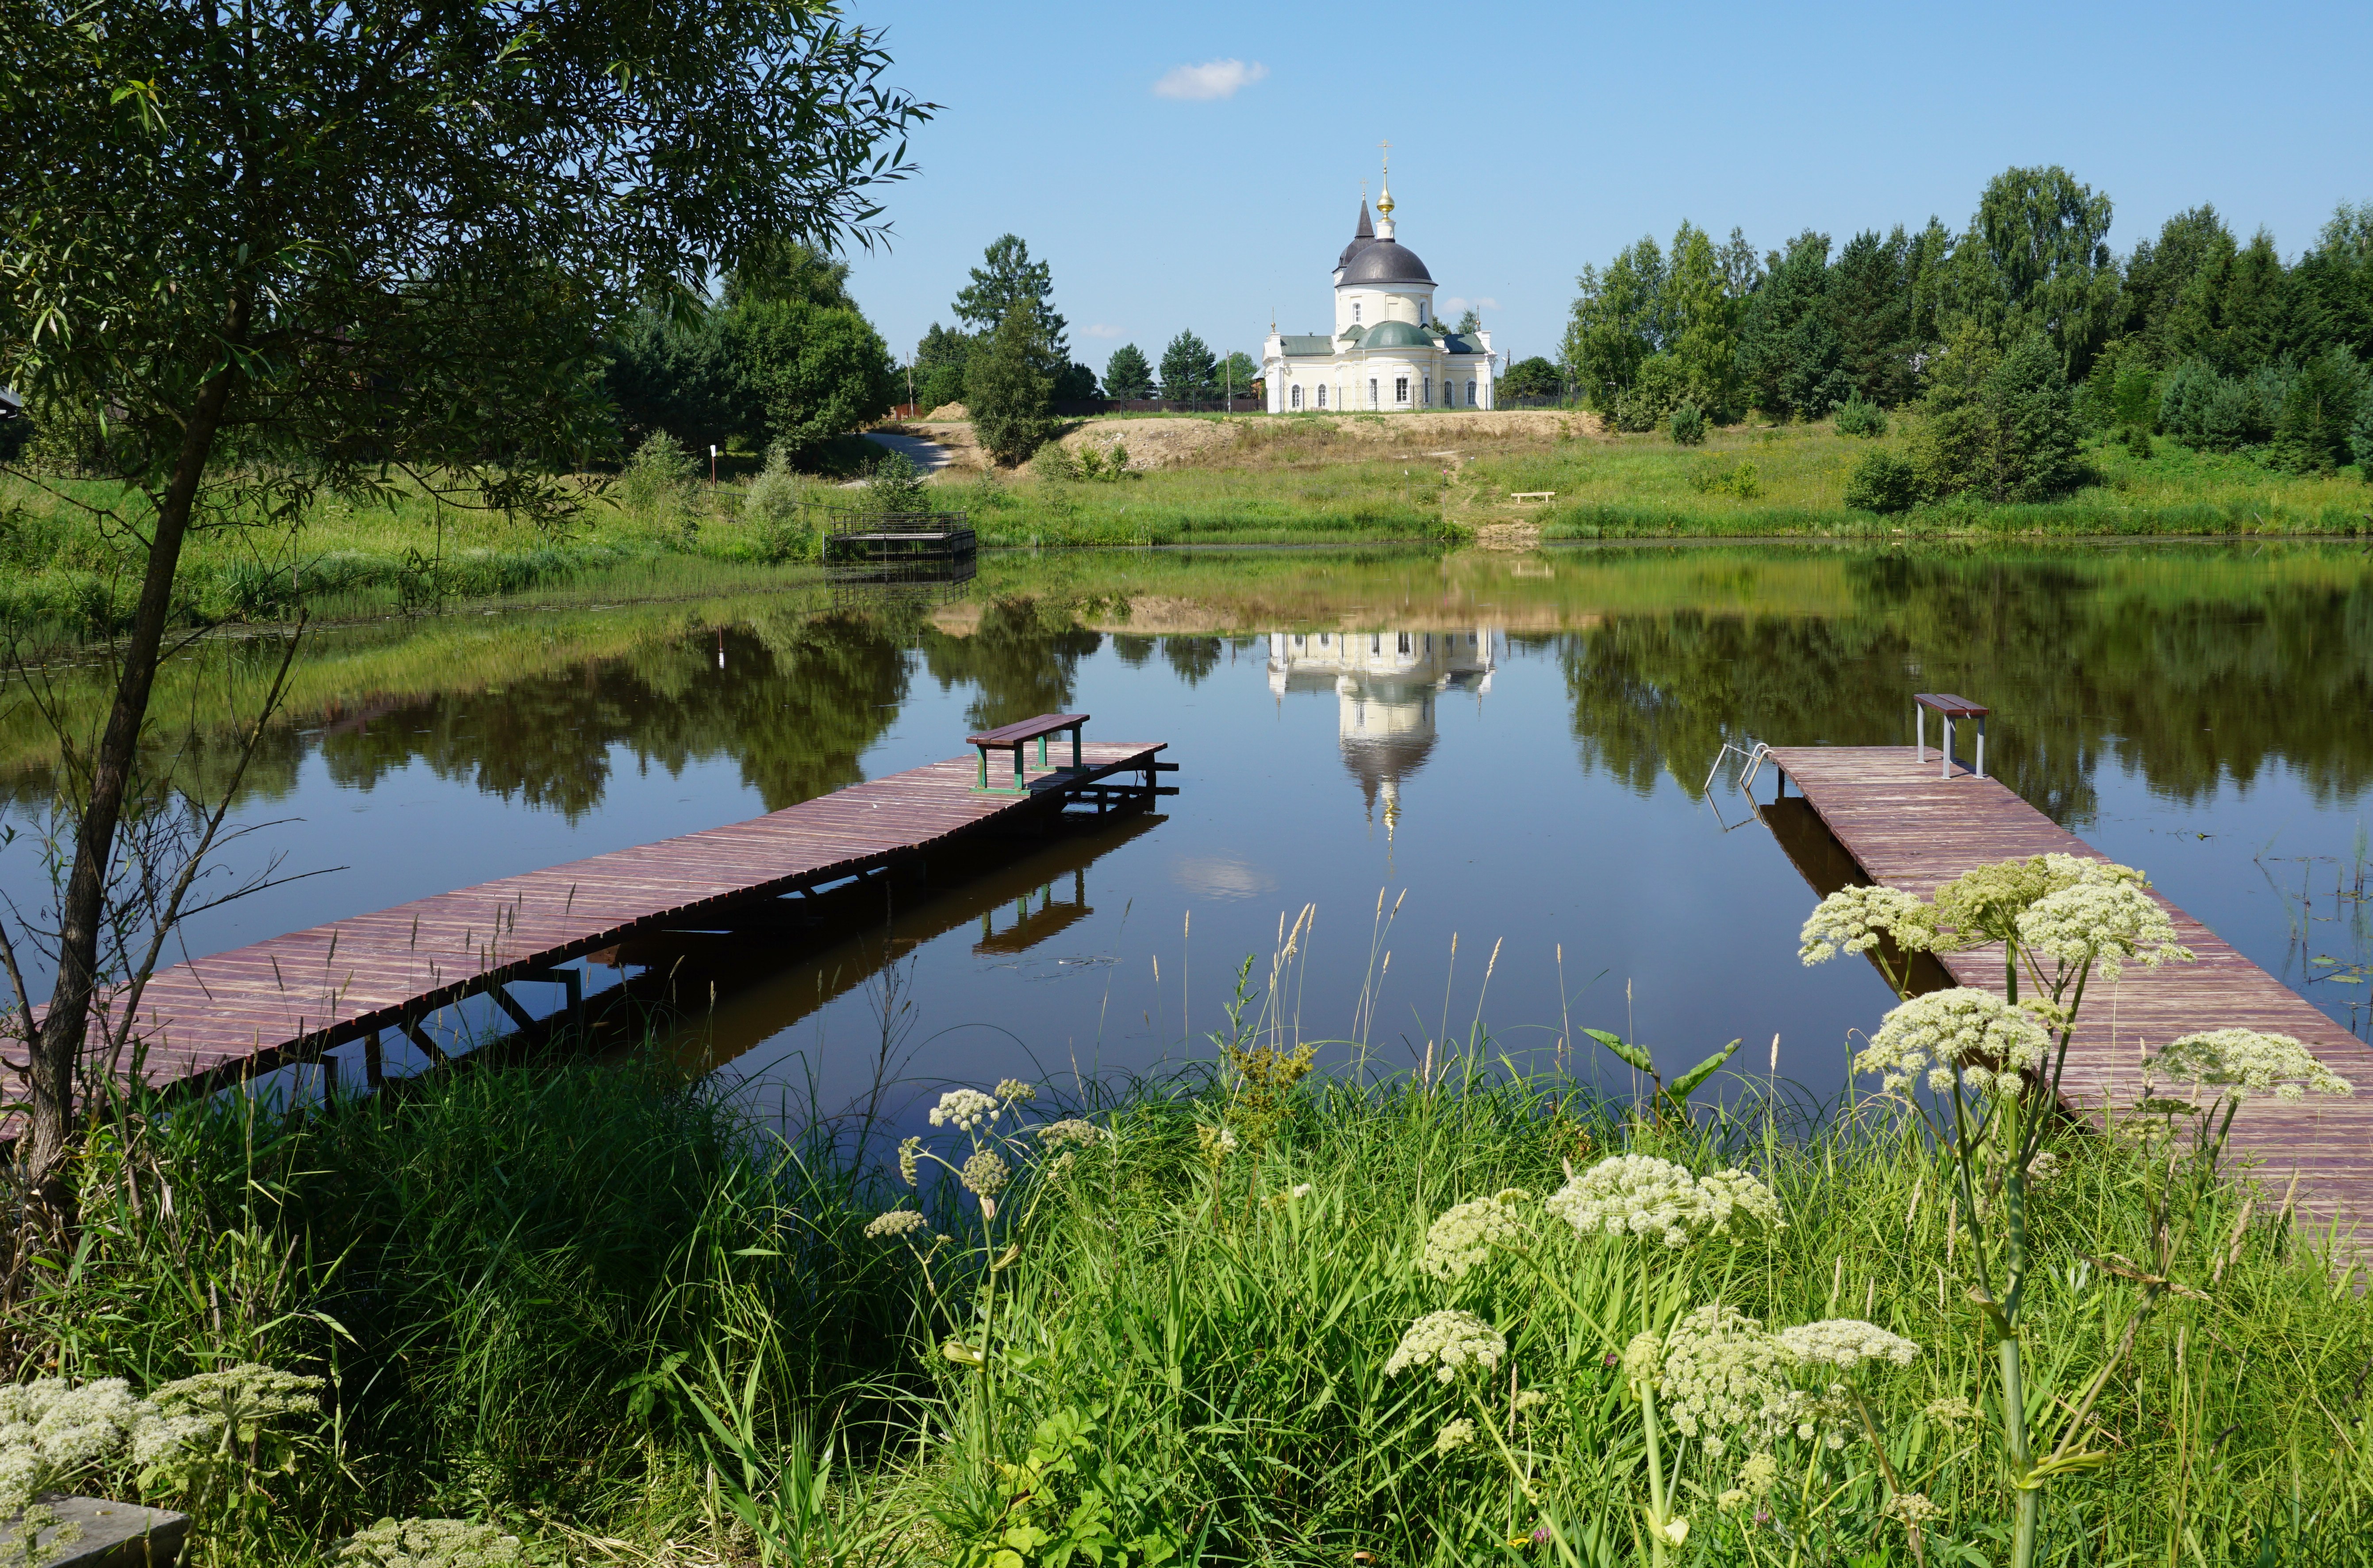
[1466,380,1477,406]
[1316,384,1326,408]
[1368,378,1378,408]
[1397,632,1412,654]
[1394,377,1409,404]
[1290,384,1303,410]
[1418,301,1428,324]
[1423,376,1432,405]
[1352,301,1362,323]
[1371,634,1382,654]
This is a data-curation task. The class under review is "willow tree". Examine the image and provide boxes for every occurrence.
[0,0,927,1195]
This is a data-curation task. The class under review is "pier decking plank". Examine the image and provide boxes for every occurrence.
[86,742,1167,1096]
[1766,745,2373,1245]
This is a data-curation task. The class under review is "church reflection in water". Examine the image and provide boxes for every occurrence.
[1266,628,1498,833]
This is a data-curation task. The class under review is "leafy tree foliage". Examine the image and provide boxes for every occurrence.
[914,323,978,411]
[608,307,740,451]
[1828,230,1917,407]
[1455,308,1483,335]
[1948,165,2122,379]
[1159,333,1218,401]
[1500,357,1562,400]
[1907,333,2083,503]
[1104,344,1155,400]
[2270,349,2367,473]
[0,0,927,1182]
[1737,232,1849,420]
[1561,235,1666,411]
[730,297,897,459]
[1220,351,1259,397]
[968,301,1057,465]
[954,234,1070,361]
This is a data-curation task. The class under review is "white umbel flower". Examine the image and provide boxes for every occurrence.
[2014,876,2191,979]
[960,1148,1010,1197]
[864,1209,930,1240]
[1385,1310,1507,1383]
[1546,1154,1705,1249]
[994,1078,1037,1103]
[1856,988,2051,1099]
[1433,1417,1477,1455]
[1035,1118,1109,1149]
[1800,885,1932,965]
[1547,1155,1781,1248]
[930,1088,999,1132]
[1421,1193,1532,1280]
[2145,1029,2354,1103]
[1655,1305,1797,1457]
[1777,1319,1921,1369]
[0,1377,211,1515]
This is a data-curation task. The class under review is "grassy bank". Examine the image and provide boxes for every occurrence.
[8,415,2366,653]
[989,414,2373,546]
[15,1025,2372,1566]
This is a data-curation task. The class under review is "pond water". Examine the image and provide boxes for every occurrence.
[4,543,2370,1129]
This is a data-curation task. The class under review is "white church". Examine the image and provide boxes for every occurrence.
[1262,165,1498,415]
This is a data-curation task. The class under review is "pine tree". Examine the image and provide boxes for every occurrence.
[953,235,1069,361]
[1828,229,1916,406]
[1104,343,1154,399]
[967,300,1056,465]
[1159,331,1217,401]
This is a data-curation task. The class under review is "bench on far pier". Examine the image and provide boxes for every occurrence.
[968,712,1088,794]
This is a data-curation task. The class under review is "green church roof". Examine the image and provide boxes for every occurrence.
[1359,319,1432,351]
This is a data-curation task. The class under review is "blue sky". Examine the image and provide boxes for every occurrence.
[838,1,2373,380]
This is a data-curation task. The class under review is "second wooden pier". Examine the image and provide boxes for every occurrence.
[1764,743,2373,1246]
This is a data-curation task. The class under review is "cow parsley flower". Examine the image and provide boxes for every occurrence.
[2015,877,2191,980]
[1737,1449,1780,1495]
[1776,1319,1920,1369]
[994,1078,1037,1104]
[1800,885,1933,965]
[1433,1418,1477,1455]
[1036,1118,1108,1150]
[1385,1310,1506,1383]
[1922,1395,1981,1426]
[1421,1193,1533,1280]
[864,1209,929,1240]
[1856,988,2051,1099]
[1884,1492,1944,1526]
[960,1148,1010,1198]
[2144,1029,2354,1103]
[1546,1155,1704,1248]
[1621,1332,1663,1394]
[931,1088,999,1132]
[1547,1155,1780,1248]
[0,1376,211,1515]
[149,1364,321,1449]
[1655,1305,1799,1456]
[334,1518,524,1568]
[897,1135,922,1186]
[1696,1168,1785,1238]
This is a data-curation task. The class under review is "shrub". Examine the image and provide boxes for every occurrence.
[1668,402,1707,446]
[1613,354,1688,433]
[1844,448,1922,513]
[863,449,931,514]
[1834,394,1888,438]
[741,442,814,562]
[967,301,1057,466]
[1906,332,2082,503]
[1029,441,1077,482]
[616,429,700,519]
[2119,423,2155,460]
[1685,457,1761,500]
[2355,389,2373,477]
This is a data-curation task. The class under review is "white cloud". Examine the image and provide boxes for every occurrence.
[1086,323,1125,338]
[1441,296,1500,315]
[1152,59,1268,101]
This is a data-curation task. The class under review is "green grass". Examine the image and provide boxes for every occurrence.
[5,419,2369,651]
[20,1028,2373,1567]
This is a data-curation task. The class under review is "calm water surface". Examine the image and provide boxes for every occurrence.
[4,543,2369,1126]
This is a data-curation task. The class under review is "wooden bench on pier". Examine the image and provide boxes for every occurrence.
[968,712,1088,794]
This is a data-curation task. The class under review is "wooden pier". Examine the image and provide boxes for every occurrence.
[1765,745,2373,1246]
[94,728,1171,1098]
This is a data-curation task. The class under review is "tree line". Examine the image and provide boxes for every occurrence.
[1548,166,2373,506]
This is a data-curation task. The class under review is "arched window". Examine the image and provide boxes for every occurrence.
[1466,380,1477,406]
[1316,384,1327,408]
[1352,301,1362,323]
[1423,376,1432,405]
[1290,384,1303,410]
[1417,301,1428,324]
